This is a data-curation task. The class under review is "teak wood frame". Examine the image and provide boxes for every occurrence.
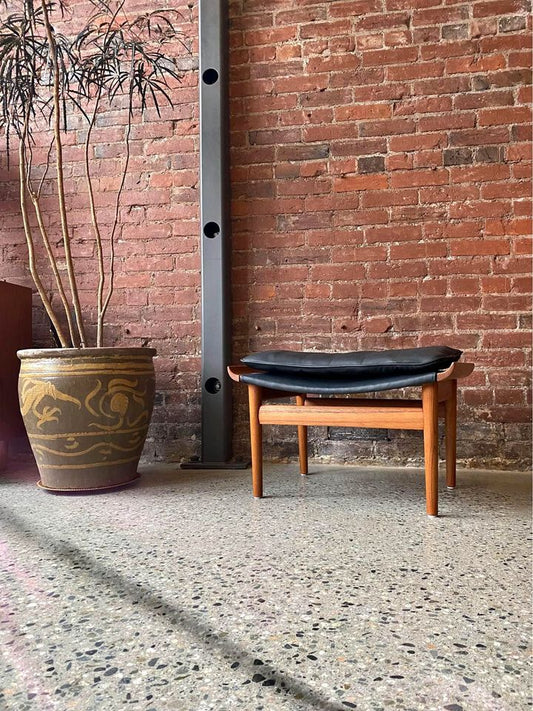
[228,362,474,517]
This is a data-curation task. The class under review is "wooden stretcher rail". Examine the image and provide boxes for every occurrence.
[259,403,425,429]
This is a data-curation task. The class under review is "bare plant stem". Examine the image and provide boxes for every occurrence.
[28,193,78,347]
[94,0,127,346]
[84,93,106,347]
[41,0,86,348]
[24,137,78,346]
[19,136,69,347]
[100,118,133,335]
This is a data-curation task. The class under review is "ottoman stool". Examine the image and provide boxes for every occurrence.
[228,346,474,517]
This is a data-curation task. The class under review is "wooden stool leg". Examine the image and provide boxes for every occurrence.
[248,384,263,498]
[422,382,439,517]
[296,395,308,475]
[445,379,457,489]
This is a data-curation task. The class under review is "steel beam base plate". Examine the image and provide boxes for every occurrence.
[180,460,250,470]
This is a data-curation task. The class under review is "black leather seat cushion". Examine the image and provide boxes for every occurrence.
[242,346,462,379]
[240,369,438,395]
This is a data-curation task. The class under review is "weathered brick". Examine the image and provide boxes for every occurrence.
[335,103,392,121]
[449,127,510,146]
[450,238,511,256]
[476,145,504,163]
[277,145,329,161]
[387,62,445,81]
[509,50,532,68]
[479,106,532,126]
[473,0,531,18]
[390,168,449,188]
[499,15,527,31]
[362,47,419,67]
[449,164,510,183]
[359,118,416,137]
[486,68,532,88]
[442,24,469,40]
[472,75,491,91]
[443,148,474,166]
[358,155,386,174]
[454,89,514,110]
[334,174,388,192]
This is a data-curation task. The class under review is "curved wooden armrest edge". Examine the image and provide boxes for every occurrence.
[437,361,475,382]
[227,364,258,382]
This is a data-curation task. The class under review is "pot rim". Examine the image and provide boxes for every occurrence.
[18,347,157,359]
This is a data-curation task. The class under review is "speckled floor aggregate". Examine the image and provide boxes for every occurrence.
[0,461,531,711]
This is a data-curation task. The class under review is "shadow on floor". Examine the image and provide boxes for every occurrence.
[1,505,350,711]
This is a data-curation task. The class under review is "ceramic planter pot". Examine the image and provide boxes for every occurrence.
[17,347,156,492]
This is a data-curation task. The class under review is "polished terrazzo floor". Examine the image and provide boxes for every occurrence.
[0,461,531,711]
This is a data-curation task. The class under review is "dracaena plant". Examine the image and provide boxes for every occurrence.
[0,0,187,347]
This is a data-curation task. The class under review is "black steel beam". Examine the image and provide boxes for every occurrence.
[182,0,245,469]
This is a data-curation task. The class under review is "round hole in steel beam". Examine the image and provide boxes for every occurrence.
[205,377,221,394]
[203,221,220,239]
[202,68,219,85]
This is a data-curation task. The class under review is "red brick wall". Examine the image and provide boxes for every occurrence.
[0,0,531,469]
[229,0,532,469]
